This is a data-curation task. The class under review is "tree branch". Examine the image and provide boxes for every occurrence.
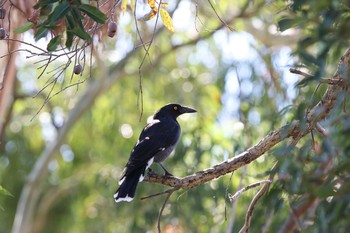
[144,48,350,190]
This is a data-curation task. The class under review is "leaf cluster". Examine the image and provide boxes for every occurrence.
[278,0,350,85]
[17,0,108,50]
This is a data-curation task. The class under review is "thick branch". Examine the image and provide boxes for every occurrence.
[144,48,350,189]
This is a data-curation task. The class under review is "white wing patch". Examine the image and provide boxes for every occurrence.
[146,157,154,170]
[139,157,154,182]
[118,176,126,185]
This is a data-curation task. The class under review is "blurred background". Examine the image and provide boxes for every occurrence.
[1,0,350,232]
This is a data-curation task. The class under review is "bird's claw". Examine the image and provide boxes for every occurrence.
[147,168,157,175]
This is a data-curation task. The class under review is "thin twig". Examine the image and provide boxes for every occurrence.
[238,180,272,233]
[228,180,272,203]
[157,188,177,233]
[207,0,234,31]
[289,68,313,77]
[238,161,279,233]
[140,187,179,200]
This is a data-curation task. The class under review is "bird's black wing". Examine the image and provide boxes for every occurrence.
[121,118,180,177]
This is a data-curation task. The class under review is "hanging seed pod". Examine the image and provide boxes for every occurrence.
[0,28,6,39]
[73,64,82,75]
[0,8,6,19]
[108,22,117,38]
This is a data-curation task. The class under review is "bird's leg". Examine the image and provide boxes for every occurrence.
[159,163,173,176]
[147,167,154,173]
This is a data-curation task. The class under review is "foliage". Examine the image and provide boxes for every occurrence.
[32,0,107,49]
[277,0,350,85]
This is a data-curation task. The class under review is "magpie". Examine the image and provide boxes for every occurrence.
[114,103,196,203]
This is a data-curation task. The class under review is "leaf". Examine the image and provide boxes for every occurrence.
[47,35,61,51]
[34,27,49,40]
[296,75,317,87]
[278,17,295,32]
[121,0,128,12]
[66,30,74,48]
[70,7,85,30]
[148,0,155,9]
[160,8,174,32]
[138,10,157,21]
[14,22,34,34]
[47,2,70,24]
[78,4,107,24]
[34,0,58,9]
[70,28,92,42]
[130,0,135,12]
[0,185,13,197]
[65,13,76,29]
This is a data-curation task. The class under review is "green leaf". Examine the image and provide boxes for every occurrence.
[296,75,317,87]
[34,0,58,9]
[78,4,107,24]
[0,185,13,197]
[70,7,85,30]
[278,17,296,32]
[14,22,34,34]
[47,2,70,24]
[65,13,76,30]
[70,28,92,42]
[47,35,61,51]
[299,50,318,65]
[66,30,74,48]
[34,27,49,40]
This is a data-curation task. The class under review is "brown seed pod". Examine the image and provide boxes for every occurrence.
[0,8,6,19]
[74,64,82,75]
[0,28,6,39]
[107,22,117,38]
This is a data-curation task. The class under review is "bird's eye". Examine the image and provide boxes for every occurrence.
[173,106,178,110]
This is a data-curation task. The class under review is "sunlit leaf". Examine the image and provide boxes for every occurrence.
[14,22,34,34]
[138,10,157,21]
[130,0,135,12]
[0,185,13,197]
[121,0,128,12]
[148,0,155,9]
[79,4,107,24]
[160,8,174,32]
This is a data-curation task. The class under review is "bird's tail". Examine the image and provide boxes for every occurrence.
[114,168,145,203]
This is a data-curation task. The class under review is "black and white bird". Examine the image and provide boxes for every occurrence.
[114,103,196,203]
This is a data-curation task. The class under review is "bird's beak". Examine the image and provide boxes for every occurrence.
[180,106,197,114]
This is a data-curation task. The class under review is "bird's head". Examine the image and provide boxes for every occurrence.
[154,103,197,119]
